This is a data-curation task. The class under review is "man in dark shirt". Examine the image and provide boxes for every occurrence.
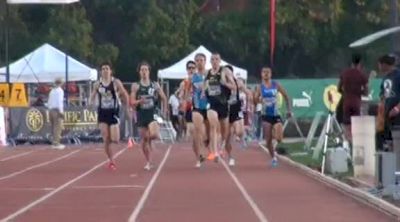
[338,54,368,143]
[379,54,400,136]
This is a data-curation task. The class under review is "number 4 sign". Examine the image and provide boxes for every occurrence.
[0,84,10,106]
[8,83,29,107]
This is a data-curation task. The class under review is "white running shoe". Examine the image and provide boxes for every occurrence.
[52,144,65,150]
[228,158,235,167]
[271,158,278,168]
[195,161,201,168]
[144,162,153,171]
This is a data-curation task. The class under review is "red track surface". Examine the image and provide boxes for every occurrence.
[0,142,397,222]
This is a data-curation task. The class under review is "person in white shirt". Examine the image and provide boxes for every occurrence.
[48,78,65,149]
[169,90,181,139]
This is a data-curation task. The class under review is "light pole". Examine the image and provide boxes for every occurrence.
[6,0,80,104]
[391,0,400,52]
[5,3,10,83]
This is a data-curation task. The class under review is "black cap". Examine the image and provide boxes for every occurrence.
[379,54,396,66]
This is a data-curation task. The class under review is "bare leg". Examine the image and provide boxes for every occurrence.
[99,123,113,162]
[192,112,205,160]
[139,127,151,163]
[207,110,219,160]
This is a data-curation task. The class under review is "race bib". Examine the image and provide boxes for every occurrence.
[208,85,221,96]
[141,95,154,109]
[263,98,276,107]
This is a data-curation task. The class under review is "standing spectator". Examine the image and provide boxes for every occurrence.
[48,78,65,149]
[169,89,181,140]
[378,54,400,151]
[338,54,368,144]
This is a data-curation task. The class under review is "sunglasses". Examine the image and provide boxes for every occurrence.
[187,66,196,70]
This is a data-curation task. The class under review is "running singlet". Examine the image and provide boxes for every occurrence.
[98,78,119,112]
[261,81,279,117]
[192,73,208,110]
[136,82,157,112]
[205,68,230,106]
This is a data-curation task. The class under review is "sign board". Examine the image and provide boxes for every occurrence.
[8,83,29,107]
[9,107,98,143]
[0,84,10,107]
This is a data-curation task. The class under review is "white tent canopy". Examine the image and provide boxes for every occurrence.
[0,43,97,83]
[158,45,248,80]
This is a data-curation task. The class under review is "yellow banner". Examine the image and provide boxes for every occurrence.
[9,83,29,107]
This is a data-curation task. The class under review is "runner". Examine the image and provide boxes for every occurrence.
[224,65,253,166]
[204,53,236,162]
[190,53,211,167]
[130,62,168,171]
[178,60,196,141]
[239,82,254,145]
[89,62,129,170]
[254,67,292,167]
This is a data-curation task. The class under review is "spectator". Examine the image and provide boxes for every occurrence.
[378,54,400,152]
[48,78,65,149]
[338,53,368,144]
[169,89,181,139]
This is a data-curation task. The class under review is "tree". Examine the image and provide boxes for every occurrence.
[39,6,94,60]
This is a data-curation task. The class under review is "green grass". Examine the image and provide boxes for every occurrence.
[278,141,354,179]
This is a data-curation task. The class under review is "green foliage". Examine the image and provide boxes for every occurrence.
[0,0,398,81]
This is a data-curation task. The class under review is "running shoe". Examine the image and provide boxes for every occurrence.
[107,162,116,170]
[207,153,216,161]
[195,161,201,168]
[271,158,278,168]
[228,158,235,166]
[144,162,153,171]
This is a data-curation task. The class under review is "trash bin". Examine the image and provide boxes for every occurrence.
[391,125,400,171]
[351,116,376,178]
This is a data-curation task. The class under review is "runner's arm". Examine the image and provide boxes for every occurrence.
[221,67,236,90]
[88,81,99,106]
[238,80,253,104]
[155,82,168,116]
[178,81,185,101]
[130,83,141,107]
[253,85,261,106]
[277,83,292,113]
[115,79,129,106]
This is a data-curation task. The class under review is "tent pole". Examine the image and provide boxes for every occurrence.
[65,53,68,106]
[5,3,10,84]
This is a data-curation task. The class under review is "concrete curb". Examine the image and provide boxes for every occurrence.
[258,143,400,220]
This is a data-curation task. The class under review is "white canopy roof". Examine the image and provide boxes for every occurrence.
[158,45,248,80]
[0,43,97,83]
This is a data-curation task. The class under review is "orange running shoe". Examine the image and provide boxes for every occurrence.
[207,153,215,161]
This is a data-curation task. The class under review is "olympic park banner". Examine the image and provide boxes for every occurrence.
[8,107,101,144]
[253,78,382,119]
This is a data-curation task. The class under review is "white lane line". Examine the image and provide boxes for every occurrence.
[0,148,127,222]
[72,185,144,189]
[0,150,81,181]
[0,187,54,191]
[128,146,172,222]
[0,185,144,192]
[220,158,269,222]
[0,151,34,162]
